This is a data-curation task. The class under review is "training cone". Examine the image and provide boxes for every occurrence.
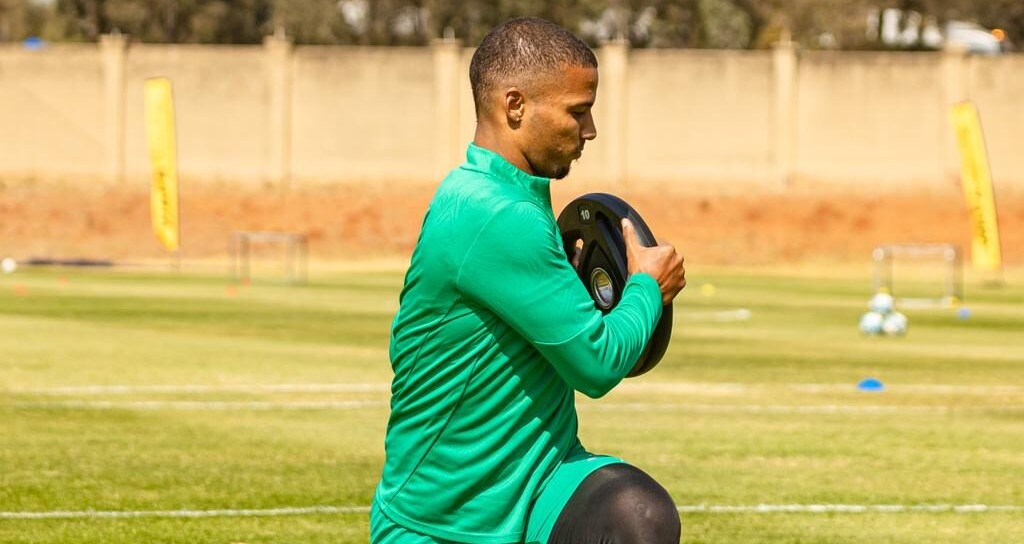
[857,378,885,392]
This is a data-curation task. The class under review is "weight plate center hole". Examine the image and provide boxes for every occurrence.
[590,268,615,310]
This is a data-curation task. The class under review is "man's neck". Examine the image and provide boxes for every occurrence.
[473,125,535,177]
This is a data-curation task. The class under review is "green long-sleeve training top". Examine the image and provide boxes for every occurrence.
[373,143,663,543]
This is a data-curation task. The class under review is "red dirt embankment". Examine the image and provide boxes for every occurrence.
[0,181,1020,267]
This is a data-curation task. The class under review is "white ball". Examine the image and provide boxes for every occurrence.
[882,311,908,336]
[859,311,885,335]
[869,292,894,314]
[0,258,16,274]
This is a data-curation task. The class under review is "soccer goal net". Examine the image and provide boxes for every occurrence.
[231,231,308,284]
[872,244,962,308]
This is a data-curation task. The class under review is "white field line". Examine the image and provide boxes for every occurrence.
[616,383,1024,395]
[20,383,389,395]
[13,400,387,411]
[12,400,1020,414]
[12,382,1023,396]
[0,505,370,520]
[578,403,1023,414]
[675,504,1024,514]
[679,308,752,322]
[789,384,1024,395]
[2,504,1020,520]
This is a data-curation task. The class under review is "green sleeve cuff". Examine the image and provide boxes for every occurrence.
[628,272,664,315]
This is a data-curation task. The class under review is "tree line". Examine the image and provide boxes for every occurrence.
[1,0,1019,50]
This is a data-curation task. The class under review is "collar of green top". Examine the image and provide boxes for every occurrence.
[464,143,552,202]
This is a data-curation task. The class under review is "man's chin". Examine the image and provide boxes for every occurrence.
[549,163,573,180]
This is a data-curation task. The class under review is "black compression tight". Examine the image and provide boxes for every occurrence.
[547,464,681,544]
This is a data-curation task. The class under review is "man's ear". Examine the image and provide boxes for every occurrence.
[503,88,525,127]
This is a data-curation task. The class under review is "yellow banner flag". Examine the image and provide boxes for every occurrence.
[144,78,180,252]
[949,102,1002,272]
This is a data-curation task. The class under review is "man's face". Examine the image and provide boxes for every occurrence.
[518,65,598,180]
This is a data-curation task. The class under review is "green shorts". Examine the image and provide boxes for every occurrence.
[524,449,624,543]
[370,449,625,544]
[371,501,460,544]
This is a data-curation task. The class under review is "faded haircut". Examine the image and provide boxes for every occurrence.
[470,17,598,115]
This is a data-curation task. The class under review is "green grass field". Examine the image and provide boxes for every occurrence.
[1,264,1022,543]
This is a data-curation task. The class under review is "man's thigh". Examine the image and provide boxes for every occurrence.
[524,451,625,544]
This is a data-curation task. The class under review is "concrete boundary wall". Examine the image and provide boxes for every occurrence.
[0,45,105,178]
[122,44,270,183]
[1,37,1022,191]
[965,55,1024,190]
[795,52,947,187]
[623,49,776,186]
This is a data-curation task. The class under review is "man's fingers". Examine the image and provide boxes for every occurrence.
[621,218,640,247]
[621,218,686,304]
[620,218,632,242]
[621,218,646,276]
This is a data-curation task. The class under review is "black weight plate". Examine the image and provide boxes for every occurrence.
[556,193,672,378]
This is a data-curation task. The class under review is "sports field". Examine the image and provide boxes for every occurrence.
[1,265,1022,543]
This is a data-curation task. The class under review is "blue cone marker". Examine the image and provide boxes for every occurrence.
[857,378,885,392]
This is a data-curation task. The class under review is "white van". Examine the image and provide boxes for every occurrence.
[945,21,1005,55]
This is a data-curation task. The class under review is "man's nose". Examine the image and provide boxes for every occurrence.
[581,111,597,141]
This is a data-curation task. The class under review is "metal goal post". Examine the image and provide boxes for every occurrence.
[872,243,963,309]
[231,231,308,284]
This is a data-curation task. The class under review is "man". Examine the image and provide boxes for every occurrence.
[372,17,686,544]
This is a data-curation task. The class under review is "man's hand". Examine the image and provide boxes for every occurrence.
[622,218,686,306]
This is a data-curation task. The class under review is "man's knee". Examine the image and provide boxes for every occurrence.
[603,467,680,543]
[550,463,680,544]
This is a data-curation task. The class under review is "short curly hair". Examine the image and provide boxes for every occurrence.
[469,17,598,115]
